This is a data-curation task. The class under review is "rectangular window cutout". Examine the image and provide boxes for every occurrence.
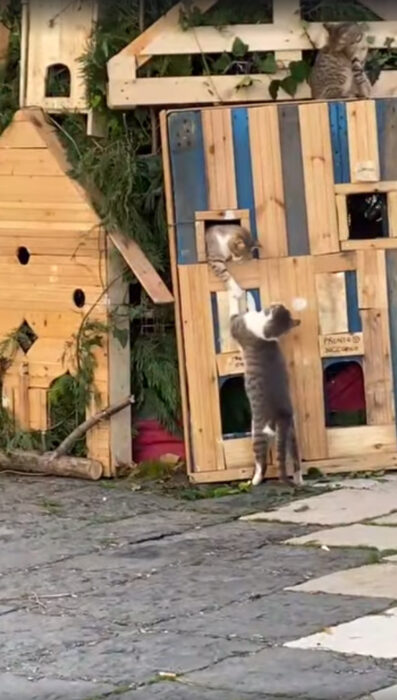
[195,208,251,263]
[323,358,367,428]
[347,193,388,240]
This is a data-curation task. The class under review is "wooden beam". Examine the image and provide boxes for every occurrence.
[107,69,397,108]
[109,231,173,304]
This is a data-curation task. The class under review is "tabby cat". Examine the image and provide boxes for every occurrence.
[205,224,260,299]
[230,302,302,487]
[310,22,371,99]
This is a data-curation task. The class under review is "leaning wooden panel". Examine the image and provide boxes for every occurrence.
[248,105,288,258]
[299,103,339,255]
[357,250,388,309]
[260,256,328,461]
[201,108,238,210]
[347,101,380,183]
[362,308,394,425]
[178,264,225,473]
[327,424,396,458]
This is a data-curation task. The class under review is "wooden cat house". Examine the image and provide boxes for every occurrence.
[0,108,172,476]
[160,98,397,483]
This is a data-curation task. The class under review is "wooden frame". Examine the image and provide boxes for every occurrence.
[107,0,397,107]
[195,208,251,263]
[162,97,397,483]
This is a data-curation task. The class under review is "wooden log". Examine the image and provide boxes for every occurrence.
[0,451,103,480]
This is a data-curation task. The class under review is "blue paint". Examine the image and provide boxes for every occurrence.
[231,108,257,238]
[328,102,350,183]
[345,271,362,333]
[211,292,221,354]
[246,288,261,310]
[168,111,208,264]
[386,251,397,433]
[278,104,310,256]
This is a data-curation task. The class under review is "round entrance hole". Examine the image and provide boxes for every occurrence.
[17,246,30,265]
[73,289,86,308]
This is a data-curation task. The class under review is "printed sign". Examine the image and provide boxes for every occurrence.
[319,333,364,358]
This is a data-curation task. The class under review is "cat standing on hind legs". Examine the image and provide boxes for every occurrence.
[310,22,372,99]
[229,299,303,487]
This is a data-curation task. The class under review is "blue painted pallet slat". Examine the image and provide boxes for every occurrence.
[278,104,310,256]
[386,250,397,431]
[328,102,350,184]
[168,111,208,264]
[231,107,257,238]
[376,98,397,181]
[211,292,221,354]
[345,271,362,333]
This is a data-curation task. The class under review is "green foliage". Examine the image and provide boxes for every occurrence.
[0,0,20,134]
[179,0,272,28]
[301,0,380,21]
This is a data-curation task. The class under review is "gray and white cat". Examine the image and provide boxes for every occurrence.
[205,224,260,299]
[310,22,371,99]
[230,302,302,487]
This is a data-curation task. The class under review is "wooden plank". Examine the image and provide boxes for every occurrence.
[388,192,397,237]
[107,240,132,473]
[178,264,225,473]
[216,291,239,353]
[303,452,397,475]
[216,351,245,377]
[319,332,364,358]
[347,101,380,183]
[327,425,396,458]
[109,231,173,305]
[313,252,356,274]
[0,149,66,176]
[386,250,397,435]
[315,272,348,335]
[299,103,339,255]
[362,308,394,425]
[335,182,397,195]
[18,363,30,431]
[0,120,47,149]
[195,209,249,222]
[357,250,388,309]
[168,111,208,264]
[260,256,327,461]
[0,236,103,257]
[0,175,85,203]
[278,104,310,256]
[0,203,97,223]
[28,388,48,432]
[223,438,279,479]
[202,108,237,210]
[249,105,287,258]
[160,110,192,474]
[208,259,260,292]
[336,195,349,241]
[342,238,397,251]
[376,99,397,180]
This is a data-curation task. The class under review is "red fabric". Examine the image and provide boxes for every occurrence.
[326,363,365,412]
[134,419,186,463]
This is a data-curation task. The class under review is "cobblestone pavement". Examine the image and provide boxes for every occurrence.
[0,475,396,700]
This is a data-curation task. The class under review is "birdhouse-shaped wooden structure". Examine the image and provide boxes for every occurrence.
[0,108,172,476]
[20,0,102,134]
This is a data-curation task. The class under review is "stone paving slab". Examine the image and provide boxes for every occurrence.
[114,684,272,700]
[185,647,397,700]
[152,591,392,644]
[285,523,397,550]
[286,563,397,598]
[0,673,111,700]
[371,512,397,525]
[285,607,397,659]
[360,685,397,700]
[241,483,397,526]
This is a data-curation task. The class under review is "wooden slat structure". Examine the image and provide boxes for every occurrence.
[107,0,397,108]
[162,97,397,483]
[0,109,173,476]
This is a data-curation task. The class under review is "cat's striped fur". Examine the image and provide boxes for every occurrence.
[310,22,371,99]
[205,224,259,299]
[230,303,302,487]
